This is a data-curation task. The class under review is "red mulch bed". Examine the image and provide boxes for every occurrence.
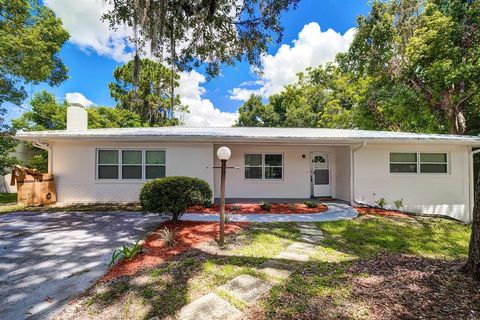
[356,207,411,218]
[186,203,328,214]
[102,221,247,282]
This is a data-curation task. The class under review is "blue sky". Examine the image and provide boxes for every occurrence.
[9,0,370,126]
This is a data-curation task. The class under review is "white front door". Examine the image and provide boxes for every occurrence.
[311,153,331,197]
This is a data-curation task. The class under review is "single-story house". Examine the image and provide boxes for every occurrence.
[15,105,480,222]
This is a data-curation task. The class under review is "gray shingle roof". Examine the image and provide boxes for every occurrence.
[15,126,480,145]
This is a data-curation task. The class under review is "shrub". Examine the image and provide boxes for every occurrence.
[140,176,212,221]
[230,205,240,211]
[304,200,317,208]
[288,203,297,210]
[259,201,271,211]
[202,199,214,208]
[394,199,404,211]
[375,198,387,209]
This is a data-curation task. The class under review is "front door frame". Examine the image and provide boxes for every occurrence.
[310,152,331,197]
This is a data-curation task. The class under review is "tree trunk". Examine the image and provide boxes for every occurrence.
[464,167,480,281]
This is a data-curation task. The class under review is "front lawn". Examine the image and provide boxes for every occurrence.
[55,215,479,320]
[0,193,16,204]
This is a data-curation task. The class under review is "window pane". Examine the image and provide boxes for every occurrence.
[146,150,165,165]
[390,163,417,173]
[122,150,142,164]
[265,154,282,166]
[265,167,282,179]
[390,153,417,162]
[245,154,262,166]
[122,165,142,179]
[421,164,447,173]
[98,150,118,164]
[98,165,118,179]
[146,166,166,179]
[245,166,262,179]
[420,153,447,163]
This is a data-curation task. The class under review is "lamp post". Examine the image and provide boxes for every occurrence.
[216,146,231,246]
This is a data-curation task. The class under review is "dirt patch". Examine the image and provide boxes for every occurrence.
[349,253,480,320]
[102,221,247,281]
[356,207,411,218]
[187,203,328,214]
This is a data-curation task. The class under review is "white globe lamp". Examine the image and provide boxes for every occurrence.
[217,146,231,161]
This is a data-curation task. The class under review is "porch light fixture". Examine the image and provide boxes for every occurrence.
[216,146,231,245]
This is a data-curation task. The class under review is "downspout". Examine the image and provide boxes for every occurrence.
[33,140,52,173]
[469,147,480,222]
[350,142,367,206]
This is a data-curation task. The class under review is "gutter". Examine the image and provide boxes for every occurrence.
[33,140,52,173]
[350,142,367,206]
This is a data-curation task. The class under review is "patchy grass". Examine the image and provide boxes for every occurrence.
[0,202,143,214]
[55,216,478,320]
[0,193,16,204]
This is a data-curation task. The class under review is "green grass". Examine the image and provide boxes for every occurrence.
[0,193,16,204]
[59,216,473,320]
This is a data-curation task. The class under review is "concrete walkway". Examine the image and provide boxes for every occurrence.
[0,211,165,320]
[181,202,358,222]
[176,222,325,319]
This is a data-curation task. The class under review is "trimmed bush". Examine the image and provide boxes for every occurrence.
[140,176,212,221]
[304,200,318,208]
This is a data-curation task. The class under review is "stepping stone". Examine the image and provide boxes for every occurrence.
[299,235,323,244]
[258,260,293,279]
[287,242,318,254]
[297,223,318,229]
[275,250,310,262]
[218,274,272,305]
[177,293,242,320]
[299,228,324,236]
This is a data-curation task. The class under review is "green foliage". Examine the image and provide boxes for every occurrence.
[0,193,17,205]
[394,199,404,211]
[140,176,212,221]
[27,152,48,173]
[108,240,142,268]
[259,201,271,211]
[375,198,387,209]
[304,200,318,208]
[159,227,177,247]
[103,0,300,78]
[109,58,185,126]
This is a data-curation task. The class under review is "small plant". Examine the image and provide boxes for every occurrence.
[375,198,387,209]
[230,205,240,211]
[224,214,231,224]
[259,201,271,211]
[159,227,177,247]
[304,200,318,208]
[394,198,404,211]
[288,203,297,210]
[109,240,142,268]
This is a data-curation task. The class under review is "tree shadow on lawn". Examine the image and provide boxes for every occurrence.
[56,216,475,320]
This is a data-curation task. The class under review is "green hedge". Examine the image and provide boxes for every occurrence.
[140,176,212,221]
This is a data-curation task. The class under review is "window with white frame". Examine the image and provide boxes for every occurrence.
[97,149,166,180]
[389,152,448,174]
[245,153,283,180]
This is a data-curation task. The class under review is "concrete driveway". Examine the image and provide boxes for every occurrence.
[0,211,165,320]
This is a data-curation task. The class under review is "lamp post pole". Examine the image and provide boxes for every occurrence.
[219,159,227,245]
[216,146,231,246]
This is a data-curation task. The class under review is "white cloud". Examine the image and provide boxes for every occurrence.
[176,71,238,127]
[44,0,134,62]
[229,22,355,101]
[65,92,94,107]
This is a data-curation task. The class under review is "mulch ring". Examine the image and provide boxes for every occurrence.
[186,203,328,214]
[356,206,411,218]
[102,221,248,282]
[348,253,480,320]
